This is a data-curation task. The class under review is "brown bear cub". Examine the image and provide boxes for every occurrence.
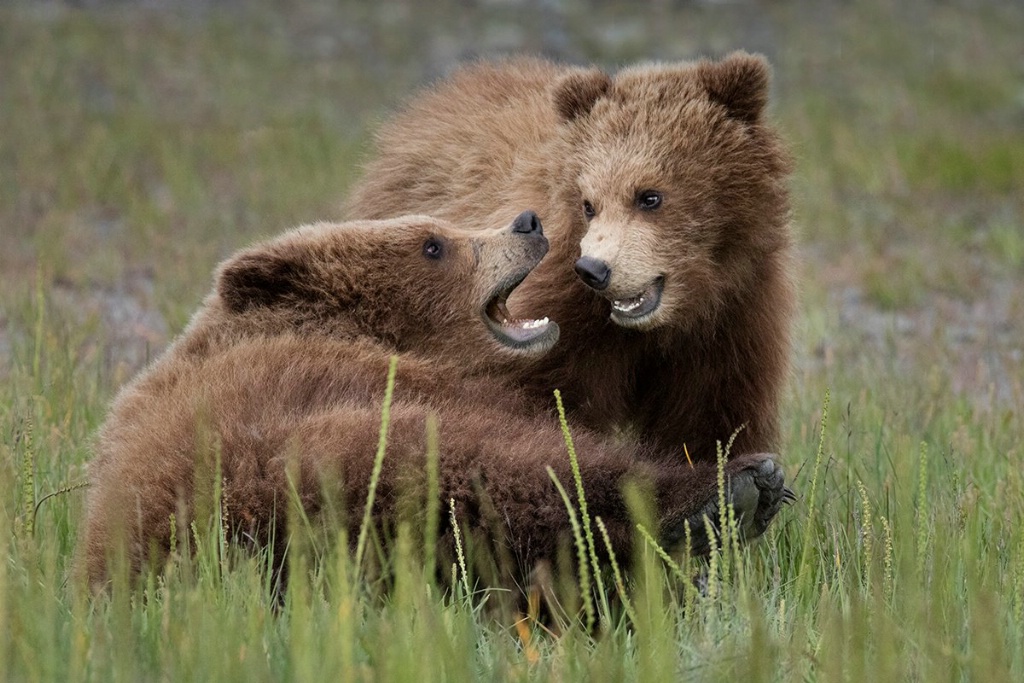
[80,212,787,591]
[346,52,796,464]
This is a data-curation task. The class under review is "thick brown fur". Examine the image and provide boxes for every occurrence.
[79,216,781,591]
[346,52,796,463]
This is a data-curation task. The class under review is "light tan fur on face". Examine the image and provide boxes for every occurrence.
[576,146,671,328]
[577,210,662,297]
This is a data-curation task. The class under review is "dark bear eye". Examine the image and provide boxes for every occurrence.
[582,200,596,220]
[637,191,662,211]
[423,237,444,260]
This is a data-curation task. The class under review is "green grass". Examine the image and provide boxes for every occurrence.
[2,1,1024,680]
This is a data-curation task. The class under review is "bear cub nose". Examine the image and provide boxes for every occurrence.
[574,255,611,291]
[512,210,543,235]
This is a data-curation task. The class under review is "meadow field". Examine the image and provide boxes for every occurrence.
[1,1,1023,680]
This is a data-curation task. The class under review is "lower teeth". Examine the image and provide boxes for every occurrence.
[613,297,643,313]
[510,317,549,330]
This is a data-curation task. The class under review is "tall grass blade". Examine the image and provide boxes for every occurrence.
[18,418,36,539]
[448,497,471,600]
[796,388,830,598]
[553,389,609,626]
[546,465,594,631]
[915,441,929,582]
[354,354,399,573]
[423,413,440,578]
[594,515,636,623]
[856,479,874,590]
[32,481,88,533]
[635,523,687,584]
[32,266,44,382]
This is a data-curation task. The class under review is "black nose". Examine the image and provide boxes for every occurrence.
[511,210,543,235]
[574,256,611,291]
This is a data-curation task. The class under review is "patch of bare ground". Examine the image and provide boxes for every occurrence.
[50,270,169,384]
[804,266,1023,411]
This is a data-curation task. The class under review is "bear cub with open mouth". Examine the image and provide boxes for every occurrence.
[80,212,788,591]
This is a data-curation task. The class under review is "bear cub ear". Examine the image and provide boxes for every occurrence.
[698,51,771,124]
[216,246,309,313]
[553,67,612,122]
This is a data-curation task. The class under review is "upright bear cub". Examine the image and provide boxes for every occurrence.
[346,52,796,463]
[80,213,787,590]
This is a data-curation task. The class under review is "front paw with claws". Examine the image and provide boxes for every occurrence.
[662,453,794,556]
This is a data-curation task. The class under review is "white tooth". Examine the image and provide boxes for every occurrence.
[519,317,549,330]
[613,296,645,313]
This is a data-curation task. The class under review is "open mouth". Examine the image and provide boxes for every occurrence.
[483,270,560,353]
[609,276,664,327]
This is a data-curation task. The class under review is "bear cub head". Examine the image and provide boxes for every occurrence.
[553,52,791,332]
[193,211,560,361]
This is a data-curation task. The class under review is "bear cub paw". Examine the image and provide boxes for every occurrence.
[681,454,794,556]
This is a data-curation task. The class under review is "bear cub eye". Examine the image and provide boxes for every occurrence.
[637,190,662,211]
[582,200,596,220]
[423,237,445,260]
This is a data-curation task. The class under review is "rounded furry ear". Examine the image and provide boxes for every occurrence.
[552,67,611,122]
[698,51,771,124]
[216,247,307,312]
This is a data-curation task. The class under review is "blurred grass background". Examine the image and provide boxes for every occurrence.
[1,0,1023,680]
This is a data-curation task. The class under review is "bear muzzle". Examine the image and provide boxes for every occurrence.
[479,211,561,354]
